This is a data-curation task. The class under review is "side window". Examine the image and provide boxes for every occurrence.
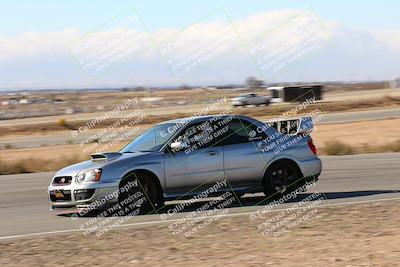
[172,120,215,152]
[215,118,266,146]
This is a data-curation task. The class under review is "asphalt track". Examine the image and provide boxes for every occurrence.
[2,107,400,148]
[0,153,399,241]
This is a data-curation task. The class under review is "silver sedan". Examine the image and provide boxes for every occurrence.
[48,114,322,213]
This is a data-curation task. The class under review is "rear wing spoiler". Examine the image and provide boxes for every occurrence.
[265,116,313,135]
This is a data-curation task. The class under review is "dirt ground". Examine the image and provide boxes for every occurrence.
[1,200,399,267]
[2,85,399,124]
[312,118,400,147]
[2,93,400,137]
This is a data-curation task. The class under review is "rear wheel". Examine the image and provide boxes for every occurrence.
[118,172,163,215]
[263,161,301,197]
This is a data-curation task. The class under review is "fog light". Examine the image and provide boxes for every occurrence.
[74,189,95,200]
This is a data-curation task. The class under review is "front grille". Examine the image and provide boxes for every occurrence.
[52,176,72,186]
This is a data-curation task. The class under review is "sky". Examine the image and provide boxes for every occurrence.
[0,0,399,89]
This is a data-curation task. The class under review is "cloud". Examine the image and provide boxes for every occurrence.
[369,28,400,53]
[0,28,80,61]
[0,9,399,88]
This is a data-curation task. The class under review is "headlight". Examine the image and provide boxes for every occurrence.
[76,169,102,183]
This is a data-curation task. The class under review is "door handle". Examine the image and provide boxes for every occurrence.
[208,151,218,156]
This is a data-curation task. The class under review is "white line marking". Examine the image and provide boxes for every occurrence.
[1,196,400,241]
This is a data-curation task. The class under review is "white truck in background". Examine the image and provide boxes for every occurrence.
[232,93,271,107]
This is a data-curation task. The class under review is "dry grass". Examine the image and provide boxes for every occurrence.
[0,139,399,174]
[0,142,128,174]
[0,154,87,175]
[323,141,356,155]
[322,139,400,155]
[0,142,128,162]
[312,118,400,148]
[361,139,400,153]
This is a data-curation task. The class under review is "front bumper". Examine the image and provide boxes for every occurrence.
[232,100,244,106]
[48,180,119,210]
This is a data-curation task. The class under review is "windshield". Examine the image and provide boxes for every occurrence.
[120,123,178,152]
[240,94,254,98]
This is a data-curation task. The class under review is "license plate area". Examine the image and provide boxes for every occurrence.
[50,190,72,202]
[55,191,64,198]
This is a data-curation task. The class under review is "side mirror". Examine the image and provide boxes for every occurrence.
[170,141,188,151]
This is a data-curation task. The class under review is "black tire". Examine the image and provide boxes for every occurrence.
[263,161,301,198]
[118,172,164,215]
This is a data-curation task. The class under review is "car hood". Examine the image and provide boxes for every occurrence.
[53,151,154,177]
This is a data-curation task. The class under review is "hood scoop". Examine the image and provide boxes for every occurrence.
[91,152,122,162]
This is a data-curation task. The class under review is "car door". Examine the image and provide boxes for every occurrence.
[164,119,224,195]
[214,117,273,189]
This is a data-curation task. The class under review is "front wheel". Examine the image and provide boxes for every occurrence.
[118,173,163,215]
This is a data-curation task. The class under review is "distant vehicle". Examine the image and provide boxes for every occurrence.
[267,85,323,103]
[48,115,321,214]
[232,93,271,107]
